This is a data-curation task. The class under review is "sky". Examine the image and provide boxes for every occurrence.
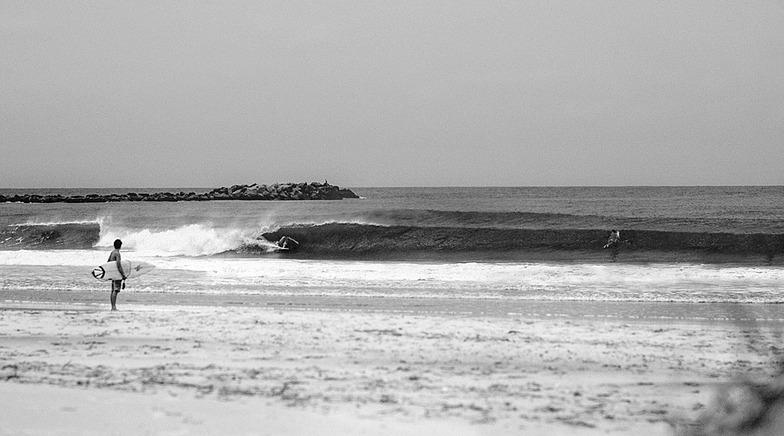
[2,1,783,188]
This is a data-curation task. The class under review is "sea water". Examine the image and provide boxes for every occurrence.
[1,186,783,321]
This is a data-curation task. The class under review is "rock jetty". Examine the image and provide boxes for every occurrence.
[0,182,359,203]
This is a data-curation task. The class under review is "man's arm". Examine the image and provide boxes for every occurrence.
[115,251,126,279]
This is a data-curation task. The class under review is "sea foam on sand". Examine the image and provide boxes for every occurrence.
[1,303,781,435]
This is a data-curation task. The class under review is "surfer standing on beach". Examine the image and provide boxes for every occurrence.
[108,239,126,311]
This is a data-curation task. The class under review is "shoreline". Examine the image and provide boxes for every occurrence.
[2,302,783,434]
[5,290,784,324]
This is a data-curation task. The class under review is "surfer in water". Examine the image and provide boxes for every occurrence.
[603,229,621,261]
[276,236,299,250]
[603,230,621,249]
[108,239,126,311]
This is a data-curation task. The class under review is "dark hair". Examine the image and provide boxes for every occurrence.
[114,239,122,249]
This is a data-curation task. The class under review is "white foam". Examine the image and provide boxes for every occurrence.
[2,248,782,289]
[96,223,265,257]
[156,258,784,291]
[2,252,783,303]
[0,250,103,266]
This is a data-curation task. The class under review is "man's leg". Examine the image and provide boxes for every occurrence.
[111,281,119,311]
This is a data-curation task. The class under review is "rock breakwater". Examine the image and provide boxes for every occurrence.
[0,182,359,203]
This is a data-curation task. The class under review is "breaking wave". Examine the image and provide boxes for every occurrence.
[257,223,784,263]
[1,210,782,263]
[0,221,101,250]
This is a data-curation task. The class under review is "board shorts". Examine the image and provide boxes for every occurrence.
[112,280,122,292]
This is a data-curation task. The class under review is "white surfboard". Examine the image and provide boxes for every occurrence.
[92,260,155,281]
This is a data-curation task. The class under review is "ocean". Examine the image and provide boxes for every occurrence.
[1,186,783,321]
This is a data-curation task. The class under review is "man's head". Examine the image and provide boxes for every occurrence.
[114,239,122,249]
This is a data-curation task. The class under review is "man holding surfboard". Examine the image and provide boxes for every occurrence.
[91,241,154,309]
[108,239,126,311]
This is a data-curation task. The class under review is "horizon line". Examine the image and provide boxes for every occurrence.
[1,184,783,191]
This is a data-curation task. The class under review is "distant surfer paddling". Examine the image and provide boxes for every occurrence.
[603,230,621,249]
[108,239,126,311]
[276,236,299,251]
[603,229,621,261]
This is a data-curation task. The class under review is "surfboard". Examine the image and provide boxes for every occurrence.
[274,236,299,252]
[92,260,155,281]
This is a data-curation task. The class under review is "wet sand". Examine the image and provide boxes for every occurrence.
[1,303,782,435]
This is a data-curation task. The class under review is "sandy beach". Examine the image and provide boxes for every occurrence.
[1,303,782,435]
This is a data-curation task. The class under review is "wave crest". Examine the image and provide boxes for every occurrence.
[98,224,278,257]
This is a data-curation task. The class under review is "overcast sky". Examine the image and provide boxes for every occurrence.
[2,1,783,188]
